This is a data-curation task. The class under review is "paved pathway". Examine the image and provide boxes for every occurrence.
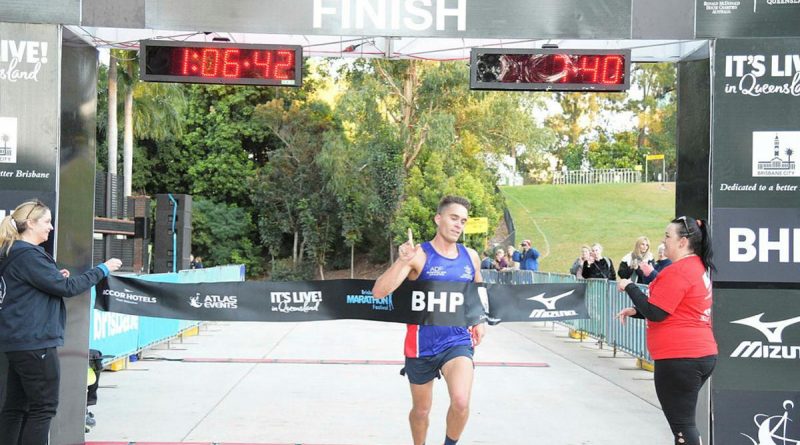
[86,320,670,444]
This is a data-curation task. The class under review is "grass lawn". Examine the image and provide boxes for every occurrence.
[501,182,676,274]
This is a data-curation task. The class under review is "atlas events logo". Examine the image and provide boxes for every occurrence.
[102,288,157,305]
[527,290,577,318]
[189,293,238,309]
[345,290,394,311]
[730,313,800,359]
[752,132,798,177]
[270,290,322,313]
[741,400,798,445]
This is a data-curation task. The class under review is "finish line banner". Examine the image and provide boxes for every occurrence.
[95,276,588,326]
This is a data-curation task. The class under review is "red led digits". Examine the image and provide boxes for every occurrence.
[600,55,624,84]
[471,49,628,91]
[222,49,241,78]
[274,50,295,80]
[253,50,273,78]
[145,41,302,86]
[201,49,220,77]
[578,56,601,83]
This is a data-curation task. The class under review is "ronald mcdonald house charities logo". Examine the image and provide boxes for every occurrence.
[742,399,799,445]
[0,117,17,164]
[752,131,798,177]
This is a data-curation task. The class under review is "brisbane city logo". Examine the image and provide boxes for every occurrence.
[0,117,17,164]
[752,132,798,177]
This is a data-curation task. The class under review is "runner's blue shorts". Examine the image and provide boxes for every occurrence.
[401,344,474,385]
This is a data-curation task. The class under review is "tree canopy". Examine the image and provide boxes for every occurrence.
[103,57,677,277]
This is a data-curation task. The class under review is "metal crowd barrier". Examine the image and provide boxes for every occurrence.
[481,269,652,364]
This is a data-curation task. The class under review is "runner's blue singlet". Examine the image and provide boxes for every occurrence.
[404,241,475,357]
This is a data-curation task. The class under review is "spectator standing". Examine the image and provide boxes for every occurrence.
[569,245,591,276]
[492,248,510,271]
[513,239,540,271]
[654,243,672,272]
[479,249,493,270]
[616,216,716,445]
[505,245,520,270]
[582,243,616,280]
[618,236,656,284]
[0,199,122,445]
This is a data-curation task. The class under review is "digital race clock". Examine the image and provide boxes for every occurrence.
[140,40,302,87]
[470,48,630,92]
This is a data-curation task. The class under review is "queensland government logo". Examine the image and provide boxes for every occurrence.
[730,313,800,359]
[346,290,394,311]
[753,132,798,177]
[189,293,238,309]
[742,400,798,445]
[270,290,322,313]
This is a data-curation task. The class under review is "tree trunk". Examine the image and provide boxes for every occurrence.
[350,244,355,279]
[107,58,118,175]
[389,236,394,263]
[637,127,646,152]
[292,231,299,266]
[318,263,325,280]
[299,239,306,264]
[123,87,133,197]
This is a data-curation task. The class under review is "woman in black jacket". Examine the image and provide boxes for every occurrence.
[0,199,121,445]
[618,236,656,284]
[581,243,616,280]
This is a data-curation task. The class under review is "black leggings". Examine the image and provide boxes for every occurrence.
[654,355,716,445]
[0,348,61,445]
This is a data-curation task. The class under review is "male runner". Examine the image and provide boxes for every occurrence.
[373,195,485,445]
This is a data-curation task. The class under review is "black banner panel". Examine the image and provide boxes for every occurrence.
[713,389,800,444]
[710,38,800,445]
[95,275,589,325]
[714,208,800,283]
[713,288,800,392]
[711,39,800,285]
[0,23,61,253]
[697,1,800,38]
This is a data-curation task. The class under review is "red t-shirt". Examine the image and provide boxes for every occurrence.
[646,255,718,360]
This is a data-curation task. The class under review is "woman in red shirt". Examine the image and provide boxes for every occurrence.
[617,216,716,445]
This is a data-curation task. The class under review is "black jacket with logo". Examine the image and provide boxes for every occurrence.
[581,257,617,281]
[0,241,108,352]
